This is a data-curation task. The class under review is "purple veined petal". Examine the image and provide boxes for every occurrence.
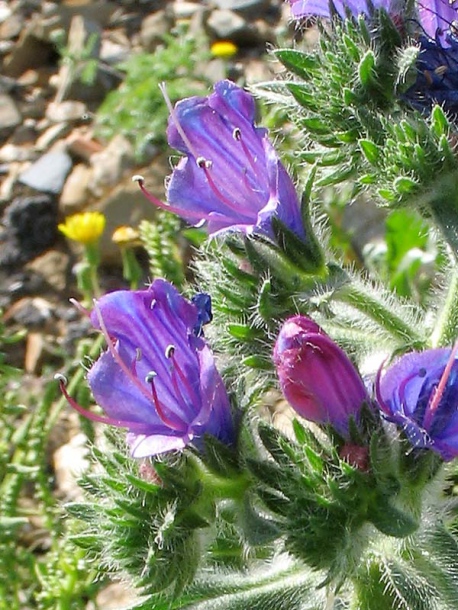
[376,346,458,461]
[64,279,235,459]
[157,80,307,241]
[417,0,458,40]
[128,432,190,458]
[289,0,395,19]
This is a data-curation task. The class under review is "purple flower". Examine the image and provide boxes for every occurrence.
[288,0,395,20]
[59,279,234,458]
[137,80,305,240]
[417,0,458,44]
[273,315,369,435]
[376,345,458,461]
[403,33,458,115]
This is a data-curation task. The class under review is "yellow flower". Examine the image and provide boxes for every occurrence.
[210,40,238,59]
[58,212,106,245]
[112,225,141,247]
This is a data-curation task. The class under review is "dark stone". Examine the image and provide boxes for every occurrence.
[0,194,58,268]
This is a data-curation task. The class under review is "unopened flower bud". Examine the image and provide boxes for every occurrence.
[273,315,369,435]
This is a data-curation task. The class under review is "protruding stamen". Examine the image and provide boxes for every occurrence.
[435,65,447,76]
[196,156,213,169]
[233,127,241,140]
[136,175,214,222]
[132,174,144,184]
[159,81,200,159]
[56,373,149,432]
[145,370,157,383]
[165,345,176,358]
[145,369,187,431]
[424,340,458,428]
[69,298,91,318]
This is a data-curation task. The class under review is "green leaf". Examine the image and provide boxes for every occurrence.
[128,556,323,610]
[370,498,419,537]
[393,176,417,195]
[359,139,380,165]
[358,50,376,87]
[274,49,320,79]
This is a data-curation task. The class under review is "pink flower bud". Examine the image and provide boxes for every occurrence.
[273,315,369,435]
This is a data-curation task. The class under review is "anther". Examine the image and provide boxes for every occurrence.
[150,298,156,309]
[54,373,68,385]
[132,174,144,184]
[145,371,157,383]
[196,156,212,169]
[233,127,241,140]
[165,345,176,358]
[136,348,142,361]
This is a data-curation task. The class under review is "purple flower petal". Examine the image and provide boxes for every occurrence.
[376,347,458,461]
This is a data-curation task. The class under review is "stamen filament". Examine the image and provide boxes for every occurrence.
[146,371,188,432]
[234,128,259,175]
[55,375,150,432]
[134,176,214,222]
[424,340,458,428]
[93,301,187,432]
[201,165,243,214]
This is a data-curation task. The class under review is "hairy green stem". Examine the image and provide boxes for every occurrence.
[335,283,424,347]
[430,268,458,347]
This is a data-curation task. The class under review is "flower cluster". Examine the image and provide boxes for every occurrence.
[273,314,458,462]
[289,0,458,116]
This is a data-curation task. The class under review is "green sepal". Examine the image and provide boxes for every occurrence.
[359,138,380,165]
[358,50,376,88]
[430,104,450,138]
[273,49,320,80]
[243,237,316,290]
[369,497,419,537]
[271,217,325,275]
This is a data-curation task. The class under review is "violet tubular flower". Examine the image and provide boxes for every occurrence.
[273,315,369,436]
[403,3,458,117]
[137,80,305,241]
[59,279,234,458]
[376,343,458,461]
[288,0,395,20]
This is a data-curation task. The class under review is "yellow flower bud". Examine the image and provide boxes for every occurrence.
[112,226,141,247]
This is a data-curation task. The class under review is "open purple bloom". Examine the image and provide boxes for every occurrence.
[376,345,458,461]
[60,279,234,458]
[418,0,458,44]
[138,80,305,240]
[288,0,395,20]
[403,32,458,115]
[273,315,369,435]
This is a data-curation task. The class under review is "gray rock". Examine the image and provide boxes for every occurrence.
[207,9,258,44]
[19,150,72,194]
[0,194,58,268]
[140,9,174,51]
[45,101,87,124]
[0,93,22,138]
[212,0,271,15]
